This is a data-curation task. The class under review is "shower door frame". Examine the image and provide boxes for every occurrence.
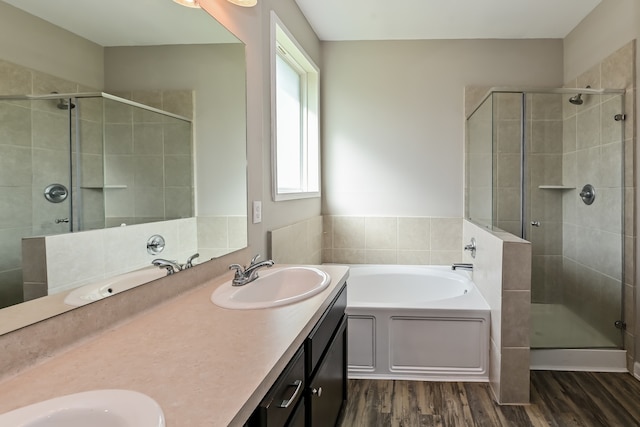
[467,86,627,351]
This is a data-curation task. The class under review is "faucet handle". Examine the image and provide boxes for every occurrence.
[229,263,244,278]
[249,254,261,266]
[184,253,200,269]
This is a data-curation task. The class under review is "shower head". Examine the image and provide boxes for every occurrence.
[568,93,583,105]
[568,85,591,106]
[51,91,76,110]
[57,98,75,110]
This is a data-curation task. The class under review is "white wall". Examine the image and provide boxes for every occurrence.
[321,39,564,217]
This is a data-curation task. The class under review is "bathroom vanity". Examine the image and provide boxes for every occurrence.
[0,264,349,427]
[248,283,347,426]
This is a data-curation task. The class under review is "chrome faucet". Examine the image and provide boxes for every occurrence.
[184,253,200,269]
[152,259,182,275]
[230,254,275,286]
[452,263,473,271]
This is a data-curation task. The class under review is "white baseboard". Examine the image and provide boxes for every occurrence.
[530,349,627,372]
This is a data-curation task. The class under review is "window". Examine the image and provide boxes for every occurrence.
[271,12,320,201]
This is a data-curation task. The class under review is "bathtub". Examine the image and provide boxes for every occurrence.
[346,265,490,382]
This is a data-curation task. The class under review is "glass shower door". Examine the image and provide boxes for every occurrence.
[528,91,625,349]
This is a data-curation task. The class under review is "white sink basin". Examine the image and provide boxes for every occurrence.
[0,389,165,427]
[64,267,166,307]
[211,266,331,309]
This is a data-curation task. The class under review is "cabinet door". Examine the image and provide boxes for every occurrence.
[287,400,305,427]
[308,318,347,427]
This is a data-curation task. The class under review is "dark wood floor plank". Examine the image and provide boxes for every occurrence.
[591,372,640,422]
[340,372,640,427]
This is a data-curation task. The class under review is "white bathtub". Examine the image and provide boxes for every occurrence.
[346,265,490,382]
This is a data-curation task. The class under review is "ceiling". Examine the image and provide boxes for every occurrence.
[2,0,239,46]
[294,0,602,41]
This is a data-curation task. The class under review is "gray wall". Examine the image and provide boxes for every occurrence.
[0,2,103,90]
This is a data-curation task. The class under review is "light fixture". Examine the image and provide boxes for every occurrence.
[173,0,201,8]
[227,0,257,7]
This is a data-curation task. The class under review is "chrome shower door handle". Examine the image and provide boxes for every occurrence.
[531,221,540,227]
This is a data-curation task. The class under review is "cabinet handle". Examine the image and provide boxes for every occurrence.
[279,379,303,408]
[311,387,323,397]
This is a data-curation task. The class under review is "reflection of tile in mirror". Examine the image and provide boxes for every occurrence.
[163,90,193,119]
[134,187,165,217]
[134,156,164,187]
[164,123,192,155]
[104,99,133,124]
[105,124,134,154]
[0,145,31,185]
[165,187,192,219]
[0,102,31,147]
[77,119,104,155]
[164,155,192,186]
[133,124,163,154]
[0,59,31,95]
[32,110,69,151]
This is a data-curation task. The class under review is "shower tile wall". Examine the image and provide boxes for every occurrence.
[322,216,462,265]
[102,90,194,228]
[562,41,635,364]
[0,59,101,307]
[493,92,564,307]
[525,94,565,304]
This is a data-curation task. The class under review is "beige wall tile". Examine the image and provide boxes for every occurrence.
[365,217,397,250]
[334,216,365,249]
[398,217,430,250]
[501,291,531,347]
[499,347,530,404]
[431,218,462,251]
[502,242,531,291]
[397,250,430,265]
[365,249,397,264]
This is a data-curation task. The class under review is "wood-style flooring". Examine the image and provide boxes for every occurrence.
[339,371,640,426]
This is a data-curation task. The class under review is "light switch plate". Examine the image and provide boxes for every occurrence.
[252,201,262,224]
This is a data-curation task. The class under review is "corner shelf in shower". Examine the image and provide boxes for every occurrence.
[80,185,128,190]
[538,185,575,190]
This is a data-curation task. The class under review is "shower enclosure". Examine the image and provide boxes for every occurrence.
[0,92,193,308]
[466,88,626,352]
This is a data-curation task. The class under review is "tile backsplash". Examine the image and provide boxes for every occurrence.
[323,216,463,265]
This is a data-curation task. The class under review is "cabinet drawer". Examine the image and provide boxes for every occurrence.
[306,283,346,376]
[250,347,305,427]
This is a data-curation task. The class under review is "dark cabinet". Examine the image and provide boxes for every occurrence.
[249,283,347,427]
[307,317,347,426]
[249,347,305,427]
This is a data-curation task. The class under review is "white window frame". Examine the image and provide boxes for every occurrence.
[270,11,321,201]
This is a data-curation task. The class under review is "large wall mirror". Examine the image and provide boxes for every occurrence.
[0,0,248,333]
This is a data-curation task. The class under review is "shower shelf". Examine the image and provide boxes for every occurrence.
[81,185,128,190]
[538,185,575,190]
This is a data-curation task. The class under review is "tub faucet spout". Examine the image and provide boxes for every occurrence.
[452,263,473,271]
[152,259,182,275]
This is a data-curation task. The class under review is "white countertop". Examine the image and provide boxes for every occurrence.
[0,264,349,426]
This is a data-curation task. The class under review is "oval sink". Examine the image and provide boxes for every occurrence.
[211,266,331,309]
[0,389,165,427]
[64,267,166,307]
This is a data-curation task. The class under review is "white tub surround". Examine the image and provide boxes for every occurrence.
[0,264,350,427]
[346,265,490,382]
